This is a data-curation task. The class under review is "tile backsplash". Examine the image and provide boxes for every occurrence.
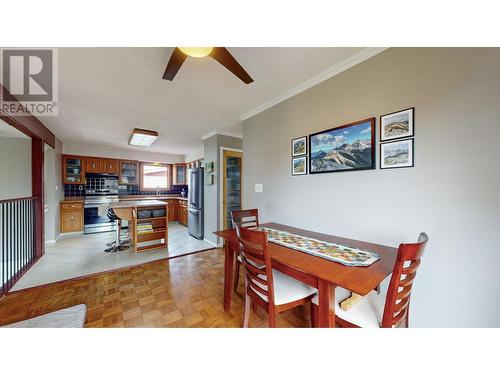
[64,177,188,198]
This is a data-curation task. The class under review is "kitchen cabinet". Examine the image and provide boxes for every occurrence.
[103,159,119,174]
[62,155,85,184]
[178,199,188,226]
[119,160,139,185]
[164,199,178,222]
[173,163,187,185]
[60,201,84,232]
[86,158,103,173]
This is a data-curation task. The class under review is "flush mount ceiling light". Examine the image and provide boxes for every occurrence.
[178,47,213,58]
[129,128,159,147]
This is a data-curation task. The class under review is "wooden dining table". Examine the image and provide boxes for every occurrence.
[214,222,398,328]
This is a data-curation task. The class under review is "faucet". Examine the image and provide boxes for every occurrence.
[156,186,160,198]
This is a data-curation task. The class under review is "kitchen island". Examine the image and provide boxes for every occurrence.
[109,200,168,252]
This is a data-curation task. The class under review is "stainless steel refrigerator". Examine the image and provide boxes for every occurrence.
[188,167,204,239]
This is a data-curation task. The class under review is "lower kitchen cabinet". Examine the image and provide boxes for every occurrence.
[178,200,188,226]
[60,201,84,233]
[165,200,178,222]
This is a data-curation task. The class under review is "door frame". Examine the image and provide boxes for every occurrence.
[219,147,243,244]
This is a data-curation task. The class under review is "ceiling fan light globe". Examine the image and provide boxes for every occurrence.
[178,47,213,58]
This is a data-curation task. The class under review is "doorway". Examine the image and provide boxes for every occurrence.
[222,150,242,230]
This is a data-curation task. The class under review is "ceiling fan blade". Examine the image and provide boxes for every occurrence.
[162,48,187,81]
[210,47,254,84]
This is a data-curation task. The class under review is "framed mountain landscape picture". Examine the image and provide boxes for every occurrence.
[309,118,375,174]
[291,136,307,156]
[380,138,414,169]
[380,107,414,141]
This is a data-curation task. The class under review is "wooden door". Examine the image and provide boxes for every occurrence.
[103,159,119,174]
[86,158,102,173]
[222,150,242,230]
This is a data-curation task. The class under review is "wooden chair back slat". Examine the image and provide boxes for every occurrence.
[231,209,259,229]
[381,232,429,328]
[238,226,275,307]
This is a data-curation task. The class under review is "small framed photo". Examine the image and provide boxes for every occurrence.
[291,136,307,157]
[380,107,414,142]
[205,161,214,173]
[292,156,307,175]
[380,139,414,169]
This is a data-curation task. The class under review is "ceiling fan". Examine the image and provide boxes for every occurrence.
[162,47,254,84]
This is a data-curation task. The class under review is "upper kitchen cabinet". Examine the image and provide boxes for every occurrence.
[173,163,187,185]
[86,157,103,173]
[62,155,85,184]
[103,159,119,174]
[119,160,139,184]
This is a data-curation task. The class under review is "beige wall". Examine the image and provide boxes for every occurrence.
[203,134,242,244]
[242,48,500,327]
[44,139,64,243]
[0,137,32,200]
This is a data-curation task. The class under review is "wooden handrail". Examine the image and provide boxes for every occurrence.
[0,196,39,204]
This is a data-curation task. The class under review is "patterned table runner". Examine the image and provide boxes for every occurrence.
[255,226,381,267]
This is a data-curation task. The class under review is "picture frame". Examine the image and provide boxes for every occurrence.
[380,107,414,142]
[292,156,307,176]
[309,118,375,174]
[380,138,414,169]
[205,161,214,173]
[291,136,307,157]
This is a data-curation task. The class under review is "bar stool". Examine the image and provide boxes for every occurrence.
[104,208,130,252]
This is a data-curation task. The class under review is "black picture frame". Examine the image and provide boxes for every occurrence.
[291,136,307,157]
[380,107,415,142]
[308,117,376,174]
[291,156,307,176]
[380,138,414,169]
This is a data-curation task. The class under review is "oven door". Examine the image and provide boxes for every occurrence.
[84,204,116,234]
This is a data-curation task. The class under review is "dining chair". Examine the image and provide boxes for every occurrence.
[238,226,317,327]
[230,209,259,293]
[310,232,429,328]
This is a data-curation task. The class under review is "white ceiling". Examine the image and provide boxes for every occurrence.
[34,48,376,156]
[0,119,30,139]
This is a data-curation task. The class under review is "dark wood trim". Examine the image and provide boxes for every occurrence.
[0,196,39,204]
[0,84,56,148]
[31,138,44,258]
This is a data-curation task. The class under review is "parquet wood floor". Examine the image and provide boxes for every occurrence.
[0,249,312,328]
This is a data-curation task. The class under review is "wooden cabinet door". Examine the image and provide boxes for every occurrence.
[173,164,186,185]
[63,155,85,184]
[86,158,103,173]
[103,159,119,174]
[167,202,175,222]
[61,210,83,232]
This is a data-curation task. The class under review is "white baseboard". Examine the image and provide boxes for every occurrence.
[45,234,61,244]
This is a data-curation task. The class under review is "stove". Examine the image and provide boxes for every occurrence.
[84,185,120,234]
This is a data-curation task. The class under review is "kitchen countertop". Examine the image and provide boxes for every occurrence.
[109,200,167,208]
[118,195,188,201]
[61,195,188,203]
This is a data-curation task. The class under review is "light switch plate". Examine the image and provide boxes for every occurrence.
[255,184,263,193]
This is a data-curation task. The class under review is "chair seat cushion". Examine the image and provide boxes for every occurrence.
[312,287,386,328]
[251,270,317,306]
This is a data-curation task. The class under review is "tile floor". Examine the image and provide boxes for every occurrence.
[11,223,214,291]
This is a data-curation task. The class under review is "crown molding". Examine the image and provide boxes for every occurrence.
[239,47,389,122]
[201,129,243,140]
